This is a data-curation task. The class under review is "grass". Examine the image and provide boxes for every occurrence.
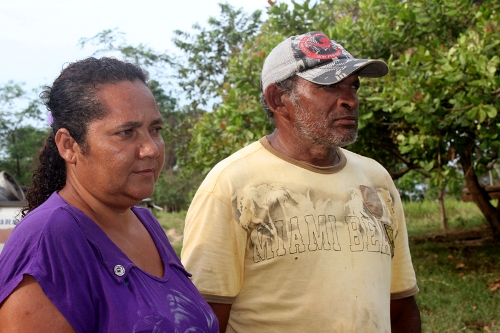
[155,199,500,332]
[406,198,500,332]
[412,240,500,332]
[404,199,488,237]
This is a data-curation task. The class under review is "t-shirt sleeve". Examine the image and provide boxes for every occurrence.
[181,189,246,304]
[0,208,98,332]
[386,185,419,298]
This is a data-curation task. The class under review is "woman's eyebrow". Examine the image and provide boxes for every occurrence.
[150,118,164,126]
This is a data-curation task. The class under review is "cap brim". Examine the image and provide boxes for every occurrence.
[297,58,388,85]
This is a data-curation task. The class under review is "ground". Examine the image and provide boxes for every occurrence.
[412,226,494,247]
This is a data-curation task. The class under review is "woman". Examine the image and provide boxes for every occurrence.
[0,57,218,332]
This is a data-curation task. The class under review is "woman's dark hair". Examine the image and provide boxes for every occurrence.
[260,75,298,124]
[22,57,148,217]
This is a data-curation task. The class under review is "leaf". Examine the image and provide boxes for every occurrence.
[399,145,413,154]
[479,109,487,123]
[467,107,479,120]
[489,283,500,291]
[365,96,384,102]
[444,73,464,83]
[483,105,497,119]
[392,100,409,109]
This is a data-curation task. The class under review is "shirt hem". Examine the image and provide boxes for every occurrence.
[390,285,419,299]
[202,294,236,304]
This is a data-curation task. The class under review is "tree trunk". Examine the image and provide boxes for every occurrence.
[460,146,500,241]
[438,189,448,231]
[437,142,447,231]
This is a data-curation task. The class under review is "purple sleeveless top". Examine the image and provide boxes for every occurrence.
[0,192,218,333]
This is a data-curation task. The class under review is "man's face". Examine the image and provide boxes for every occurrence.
[284,74,360,148]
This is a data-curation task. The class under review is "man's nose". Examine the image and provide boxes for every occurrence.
[339,89,359,110]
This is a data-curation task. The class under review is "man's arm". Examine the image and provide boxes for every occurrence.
[208,303,232,333]
[390,296,421,333]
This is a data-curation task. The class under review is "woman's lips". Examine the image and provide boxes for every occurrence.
[135,168,155,177]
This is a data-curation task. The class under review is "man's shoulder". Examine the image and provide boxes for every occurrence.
[209,140,266,174]
[196,140,268,192]
[340,148,390,174]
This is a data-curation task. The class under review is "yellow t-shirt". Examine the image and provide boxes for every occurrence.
[182,138,418,333]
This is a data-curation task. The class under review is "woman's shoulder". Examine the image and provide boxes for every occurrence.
[4,192,94,261]
[0,194,88,302]
[17,192,79,235]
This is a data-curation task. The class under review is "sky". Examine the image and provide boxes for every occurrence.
[0,0,281,93]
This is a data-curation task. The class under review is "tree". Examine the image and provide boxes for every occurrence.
[0,82,47,185]
[78,28,175,79]
[355,0,500,239]
[181,0,500,239]
[172,3,263,109]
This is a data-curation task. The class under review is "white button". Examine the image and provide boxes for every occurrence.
[114,265,125,276]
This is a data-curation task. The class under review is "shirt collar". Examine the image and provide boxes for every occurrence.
[65,205,134,283]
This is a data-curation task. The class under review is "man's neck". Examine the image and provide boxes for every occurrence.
[267,130,340,167]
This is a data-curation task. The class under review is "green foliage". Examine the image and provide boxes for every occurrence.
[267,0,323,34]
[0,82,47,185]
[152,169,204,212]
[3,0,499,232]
[172,3,263,108]
[79,29,174,75]
[397,168,466,202]
[147,80,204,171]
[180,32,284,173]
[79,6,264,199]
[317,0,500,184]
[396,170,427,201]
[179,0,500,237]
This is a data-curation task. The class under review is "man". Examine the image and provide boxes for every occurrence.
[181,31,421,333]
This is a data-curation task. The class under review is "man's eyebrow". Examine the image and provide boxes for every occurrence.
[115,121,142,130]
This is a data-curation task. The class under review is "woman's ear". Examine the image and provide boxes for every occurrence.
[54,129,80,164]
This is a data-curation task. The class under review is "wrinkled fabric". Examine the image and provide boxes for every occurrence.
[0,192,218,333]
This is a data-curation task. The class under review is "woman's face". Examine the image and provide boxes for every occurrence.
[71,80,165,209]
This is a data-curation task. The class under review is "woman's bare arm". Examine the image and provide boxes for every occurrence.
[0,275,75,333]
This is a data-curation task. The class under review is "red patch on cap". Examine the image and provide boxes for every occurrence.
[299,32,342,60]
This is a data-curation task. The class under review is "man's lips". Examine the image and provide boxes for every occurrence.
[333,115,358,126]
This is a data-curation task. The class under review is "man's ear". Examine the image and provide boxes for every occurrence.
[54,128,80,164]
[265,83,288,116]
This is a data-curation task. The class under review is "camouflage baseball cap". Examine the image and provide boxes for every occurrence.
[261,31,388,92]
